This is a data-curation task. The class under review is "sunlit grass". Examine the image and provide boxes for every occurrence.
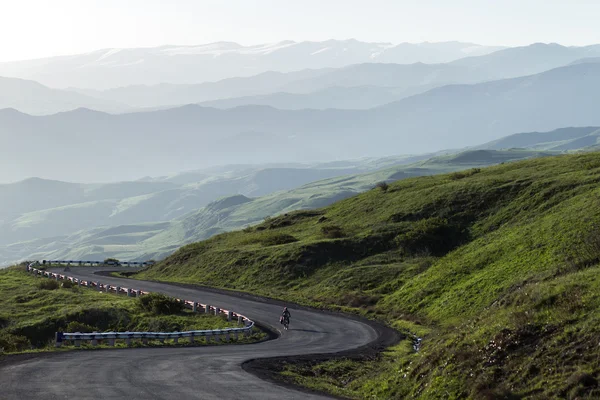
[138,152,600,398]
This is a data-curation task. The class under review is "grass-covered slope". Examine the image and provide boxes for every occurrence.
[0,267,241,354]
[33,149,550,264]
[140,153,600,398]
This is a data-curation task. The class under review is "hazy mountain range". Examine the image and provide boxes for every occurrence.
[0,76,130,115]
[1,126,598,266]
[3,60,600,182]
[0,40,504,89]
[3,43,600,116]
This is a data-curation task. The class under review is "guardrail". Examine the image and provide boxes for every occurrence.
[26,262,256,348]
[40,259,154,267]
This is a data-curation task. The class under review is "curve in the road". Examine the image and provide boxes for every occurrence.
[0,266,395,400]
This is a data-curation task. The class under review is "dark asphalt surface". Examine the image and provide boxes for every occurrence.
[0,267,379,399]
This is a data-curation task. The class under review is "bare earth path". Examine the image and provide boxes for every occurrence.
[0,267,383,399]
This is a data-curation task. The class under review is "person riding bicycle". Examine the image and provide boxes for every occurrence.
[280,307,291,329]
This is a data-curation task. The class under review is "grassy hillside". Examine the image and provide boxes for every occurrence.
[23,149,553,263]
[139,152,600,398]
[0,128,593,266]
[0,266,246,354]
[2,160,414,266]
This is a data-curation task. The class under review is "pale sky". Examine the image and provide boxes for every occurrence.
[1,0,600,62]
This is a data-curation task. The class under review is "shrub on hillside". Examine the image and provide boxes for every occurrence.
[62,280,74,289]
[11,308,131,348]
[65,321,95,333]
[144,319,181,332]
[259,233,298,246]
[321,225,346,239]
[394,217,467,256]
[376,181,389,192]
[339,292,381,308]
[139,293,184,315]
[0,332,30,353]
[565,371,598,398]
[450,168,481,180]
[70,308,131,332]
[38,280,60,290]
[578,225,600,265]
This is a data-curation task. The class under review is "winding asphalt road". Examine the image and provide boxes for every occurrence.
[0,267,380,399]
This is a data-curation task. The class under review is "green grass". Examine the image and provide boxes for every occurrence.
[1,148,560,266]
[137,152,600,399]
[0,267,254,355]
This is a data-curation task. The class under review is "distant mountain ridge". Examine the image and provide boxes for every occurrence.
[65,43,600,111]
[3,43,600,114]
[477,127,600,151]
[4,61,600,183]
[0,76,129,115]
[0,40,503,89]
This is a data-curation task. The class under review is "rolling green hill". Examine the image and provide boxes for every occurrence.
[0,157,433,266]
[139,152,600,398]
[19,149,554,263]
[4,126,600,266]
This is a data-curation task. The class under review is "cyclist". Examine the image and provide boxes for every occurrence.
[280,307,291,330]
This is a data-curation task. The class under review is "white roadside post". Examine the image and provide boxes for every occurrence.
[205,305,210,314]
